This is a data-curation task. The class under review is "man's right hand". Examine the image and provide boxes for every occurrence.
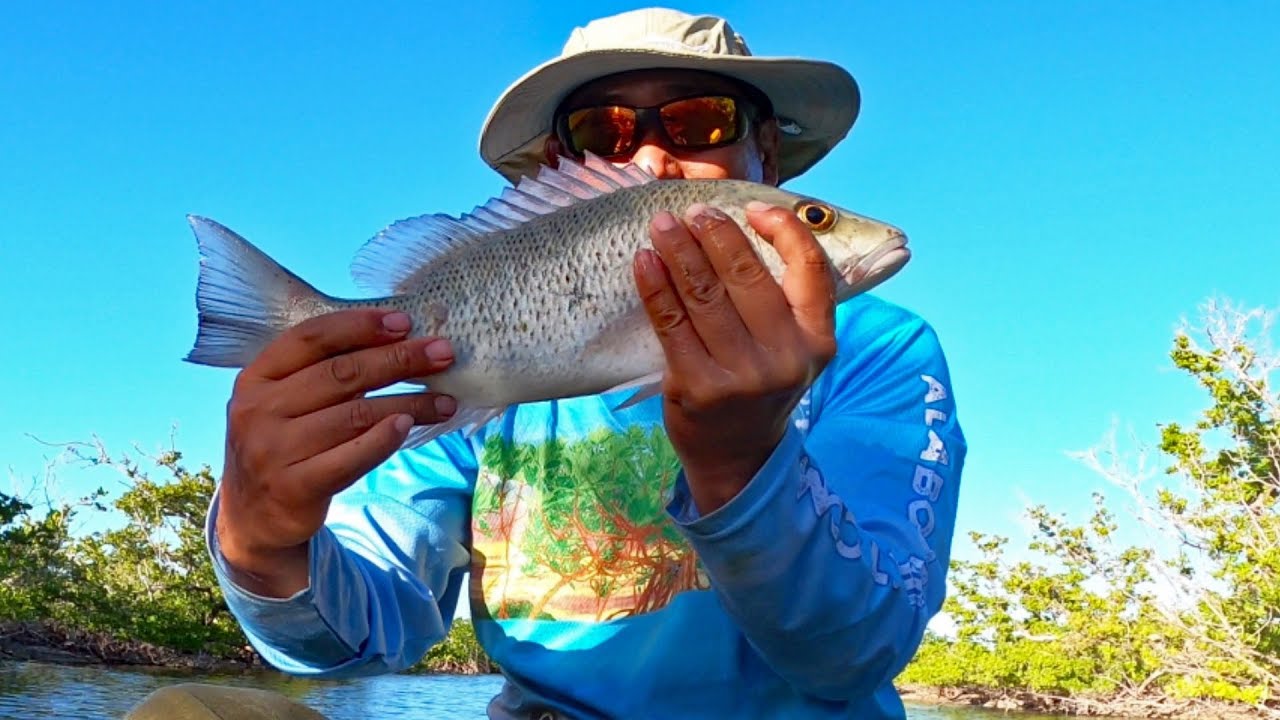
[213,309,457,598]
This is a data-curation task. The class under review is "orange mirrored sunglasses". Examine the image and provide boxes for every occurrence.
[554,95,759,159]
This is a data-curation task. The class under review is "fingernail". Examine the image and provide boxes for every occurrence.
[634,248,660,277]
[382,312,411,333]
[424,338,453,362]
[652,211,679,232]
[393,414,413,434]
[746,201,774,213]
[434,395,457,417]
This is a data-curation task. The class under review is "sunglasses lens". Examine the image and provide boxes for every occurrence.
[660,96,739,147]
[566,106,636,156]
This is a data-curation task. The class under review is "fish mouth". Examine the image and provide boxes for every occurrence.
[842,232,910,294]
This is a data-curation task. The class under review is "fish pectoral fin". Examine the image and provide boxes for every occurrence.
[604,372,664,411]
[582,308,665,411]
[583,307,652,352]
[401,404,508,449]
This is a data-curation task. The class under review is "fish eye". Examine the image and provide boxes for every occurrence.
[795,202,837,232]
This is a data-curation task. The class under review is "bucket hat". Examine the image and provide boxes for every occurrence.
[478,7,861,185]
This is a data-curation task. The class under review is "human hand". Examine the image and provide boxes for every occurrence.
[633,202,838,515]
[214,309,456,597]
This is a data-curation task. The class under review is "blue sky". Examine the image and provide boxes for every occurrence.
[2,1,1278,568]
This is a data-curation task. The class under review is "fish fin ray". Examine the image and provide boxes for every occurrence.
[351,214,486,294]
[487,198,537,223]
[349,156,656,294]
[515,175,577,208]
[536,160,602,199]
[401,405,508,449]
[460,213,506,234]
[605,372,664,411]
[466,206,518,232]
[582,151,654,187]
[184,215,335,368]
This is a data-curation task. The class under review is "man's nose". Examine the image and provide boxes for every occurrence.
[626,128,684,179]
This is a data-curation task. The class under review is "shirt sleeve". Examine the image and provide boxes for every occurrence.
[666,299,966,700]
[205,429,478,677]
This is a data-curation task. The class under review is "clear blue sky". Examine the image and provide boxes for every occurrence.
[2,1,1278,562]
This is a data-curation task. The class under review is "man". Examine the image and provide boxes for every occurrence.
[129,7,964,720]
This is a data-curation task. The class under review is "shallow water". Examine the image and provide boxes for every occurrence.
[0,660,1045,719]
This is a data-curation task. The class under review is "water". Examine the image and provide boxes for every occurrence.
[0,661,1030,719]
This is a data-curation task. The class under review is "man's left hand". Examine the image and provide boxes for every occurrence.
[634,201,838,515]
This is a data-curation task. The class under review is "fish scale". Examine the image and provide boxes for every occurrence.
[184,152,911,448]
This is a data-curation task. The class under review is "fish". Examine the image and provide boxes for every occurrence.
[184,152,910,448]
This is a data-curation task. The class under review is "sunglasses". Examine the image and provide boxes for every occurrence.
[554,94,759,159]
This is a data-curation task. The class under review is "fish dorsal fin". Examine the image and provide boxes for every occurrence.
[350,152,657,294]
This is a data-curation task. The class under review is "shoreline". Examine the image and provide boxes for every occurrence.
[0,620,494,677]
[898,684,1265,719]
[0,620,259,674]
[0,622,1267,718]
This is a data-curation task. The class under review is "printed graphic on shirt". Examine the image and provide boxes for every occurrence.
[469,425,711,622]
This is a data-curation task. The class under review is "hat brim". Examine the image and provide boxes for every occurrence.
[479,48,860,185]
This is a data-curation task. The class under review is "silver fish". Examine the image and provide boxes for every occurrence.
[185,153,910,447]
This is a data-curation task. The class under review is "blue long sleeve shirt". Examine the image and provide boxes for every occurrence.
[206,294,967,719]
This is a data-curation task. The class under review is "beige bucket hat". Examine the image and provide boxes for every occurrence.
[478,7,861,186]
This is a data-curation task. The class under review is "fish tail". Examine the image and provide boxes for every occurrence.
[184,215,333,368]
